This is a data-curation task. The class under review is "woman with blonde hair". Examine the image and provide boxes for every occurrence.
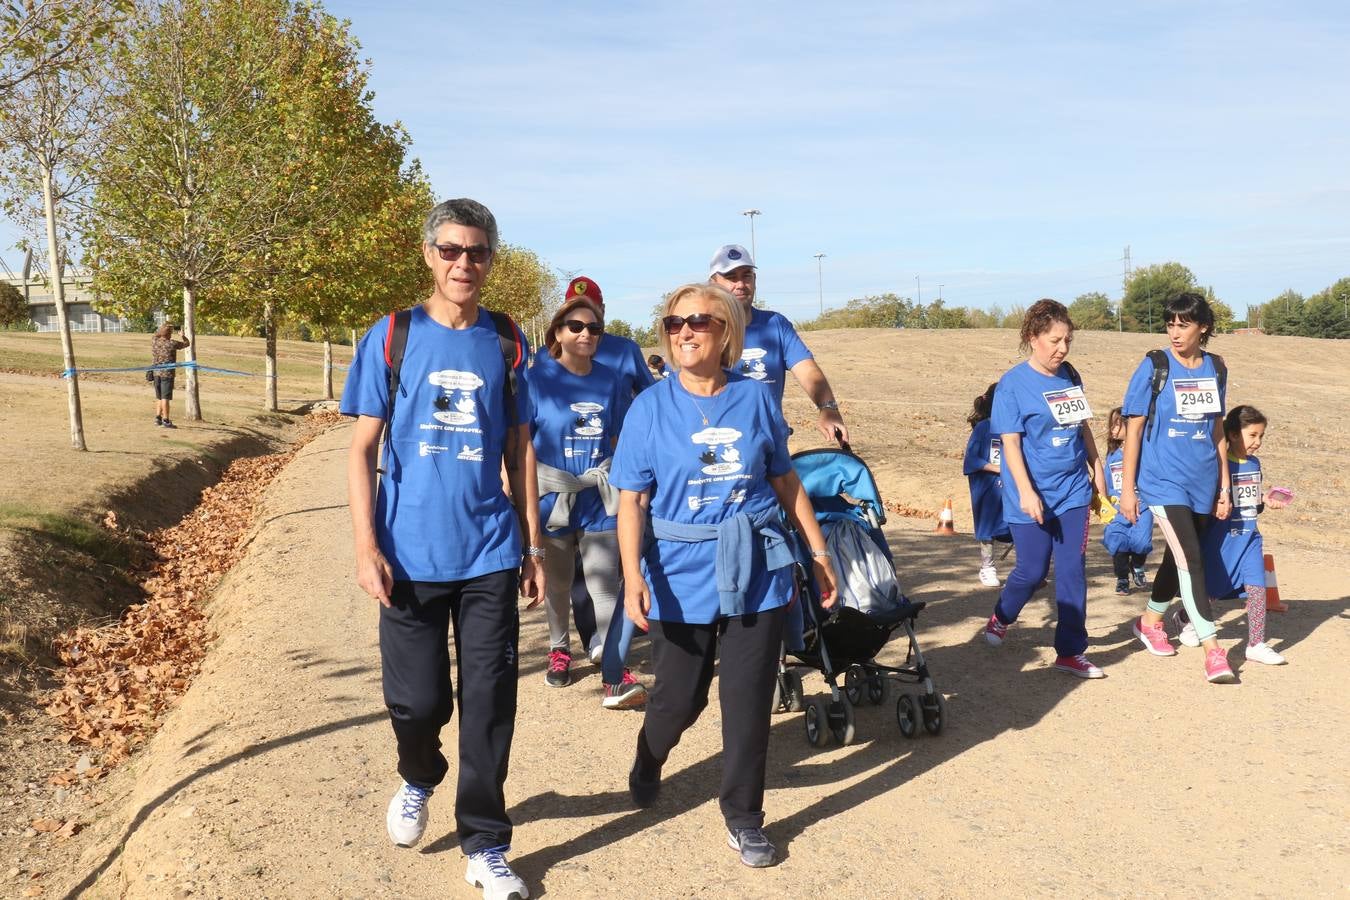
[610,283,837,868]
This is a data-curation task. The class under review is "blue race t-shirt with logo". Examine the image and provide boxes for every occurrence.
[340,305,532,582]
[527,354,623,534]
[1203,453,1266,597]
[1100,447,1155,556]
[1121,349,1226,512]
[610,372,794,624]
[736,308,813,409]
[534,332,653,424]
[963,418,1009,541]
[990,361,1093,525]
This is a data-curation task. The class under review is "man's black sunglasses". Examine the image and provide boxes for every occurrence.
[563,319,604,335]
[662,313,725,335]
[431,243,492,264]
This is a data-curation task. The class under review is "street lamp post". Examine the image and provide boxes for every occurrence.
[814,253,826,315]
[741,209,761,262]
[916,275,921,305]
[938,283,944,302]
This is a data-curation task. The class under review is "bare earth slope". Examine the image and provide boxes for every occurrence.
[54,330,1350,898]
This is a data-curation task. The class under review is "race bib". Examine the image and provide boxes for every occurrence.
[1173,377,1221,417]
[989,437,1002,468]
[1109,459,1124,494]
[1232,469,1262,509]
[1042,385,1092,426]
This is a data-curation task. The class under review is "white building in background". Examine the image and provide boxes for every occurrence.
[0,258,136,333]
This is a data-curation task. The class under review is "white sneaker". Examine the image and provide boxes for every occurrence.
[465,846,529,899]
[1172,611,1200,648]
[1245,642,1287,665]
[386,781,431,847]
[588,642,604,665]
[978,565,999,587]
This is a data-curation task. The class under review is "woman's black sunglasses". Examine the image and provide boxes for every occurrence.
[431,243,492,264]
[662,314,725,335]
[563,319,604,335]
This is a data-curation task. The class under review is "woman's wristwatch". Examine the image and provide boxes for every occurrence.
[523,546,546,560]
[817,400,839,411]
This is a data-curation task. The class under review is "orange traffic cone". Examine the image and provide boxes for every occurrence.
[935,498,957,536]
[1263,553,1288,612]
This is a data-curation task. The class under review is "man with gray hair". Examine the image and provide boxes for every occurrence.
[708,244,850,444]
[342,197,544,899]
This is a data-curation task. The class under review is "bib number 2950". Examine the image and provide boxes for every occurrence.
[1042,385,1092,426]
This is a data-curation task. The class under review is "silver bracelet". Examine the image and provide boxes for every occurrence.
[523,546,546,559]
[817,400,839,411]
[810,549,831,559]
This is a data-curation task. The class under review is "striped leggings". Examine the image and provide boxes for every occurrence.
[1146,505,1216,641]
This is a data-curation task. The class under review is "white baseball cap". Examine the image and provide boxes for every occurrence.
[709,244,756,277]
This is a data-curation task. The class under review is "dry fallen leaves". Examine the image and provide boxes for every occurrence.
[43,413,341,782]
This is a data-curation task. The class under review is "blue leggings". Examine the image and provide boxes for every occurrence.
[993,505,1090,657]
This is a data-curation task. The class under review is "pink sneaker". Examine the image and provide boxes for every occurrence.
[1132,616,1176,657]
[983,613,1008,647]
[1053,654,1104,678]
[1204,647,1237,683]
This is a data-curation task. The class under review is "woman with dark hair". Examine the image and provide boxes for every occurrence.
[1117,292,1236,682]
[150,322,190,427]
[982,299,1108,677]
[530,296,647,708]
[611,282,837,868]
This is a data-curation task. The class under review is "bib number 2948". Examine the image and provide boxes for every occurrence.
[1173,377,1221,416]
[1043,385,1092,426]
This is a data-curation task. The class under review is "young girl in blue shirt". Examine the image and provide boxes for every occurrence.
[963,382,1011,586]
[1100,407,1154,594]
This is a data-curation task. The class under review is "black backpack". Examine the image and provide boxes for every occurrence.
[1143,348,1227,439]
[377,307,524,474]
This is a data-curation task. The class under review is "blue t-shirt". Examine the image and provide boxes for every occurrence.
[1204,454,1266,595]
[736,308,813,409]
[1121,349,1226,512]
[534,333,653,423]
[963,419,1009,541]
[527,354,623,534]
[990,361,1093,524]
[1101,447,1155,556]
[610,372,794,624]
[340,305,532,582]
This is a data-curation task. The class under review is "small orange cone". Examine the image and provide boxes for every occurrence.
[1264,553,1288,612]
[935,498,957,536]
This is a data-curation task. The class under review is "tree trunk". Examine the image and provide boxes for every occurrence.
[349,327,356,348]
[322,338,334,400]
[264,298,277,412]
[182,282,202,420]
[42,168,86,451]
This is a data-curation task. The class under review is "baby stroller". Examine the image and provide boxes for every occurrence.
[774,445,945,747]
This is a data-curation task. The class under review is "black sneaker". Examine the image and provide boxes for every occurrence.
[162,419,177,429]
[544,649,571,687]
[154,415,162,426]
[629,754,661,808]
[727,827,778,868]
[1114,577,1130,595]
[1133,568,1148,589]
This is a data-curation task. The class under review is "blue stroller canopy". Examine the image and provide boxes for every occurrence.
[791,449,887,527]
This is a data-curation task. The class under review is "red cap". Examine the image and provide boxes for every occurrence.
[567,276,603,306]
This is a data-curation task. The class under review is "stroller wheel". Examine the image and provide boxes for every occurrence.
[772,669,806,714]
[844,665,865,706]
[896,694,919,739]
[805,697,831,747]
[921,693,946,735]
[828,698,856,746]
[866,671,886,706]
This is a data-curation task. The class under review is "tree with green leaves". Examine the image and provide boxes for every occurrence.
[0,280,27,326]
[1122,262,1200,333]
[0,0,130,95]
[0,1,124,450]
[1068,291,1115,331]
[1259,289,1304,336]
[87,0,353,420]
[482,243,557,326]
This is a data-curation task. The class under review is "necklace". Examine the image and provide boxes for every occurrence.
[682,375,726,426]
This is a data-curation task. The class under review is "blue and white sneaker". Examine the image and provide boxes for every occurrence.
[465,846,529,899]
[386,781,431,847]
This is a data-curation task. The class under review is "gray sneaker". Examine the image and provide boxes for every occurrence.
[727,826,778,868]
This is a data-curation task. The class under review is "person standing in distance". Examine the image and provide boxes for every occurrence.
[342,198,544,900]
[708,244,849,444]
[150,321,190,428]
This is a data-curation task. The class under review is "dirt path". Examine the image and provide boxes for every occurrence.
[48,416,1348,899]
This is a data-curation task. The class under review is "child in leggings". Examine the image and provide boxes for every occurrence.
[1117,292,1236,684]
[963,382,1012,586]
[1176,405,1290,665]
[1100,407,1153,594]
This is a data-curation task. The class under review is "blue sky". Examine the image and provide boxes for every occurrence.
[4,1,1347,326]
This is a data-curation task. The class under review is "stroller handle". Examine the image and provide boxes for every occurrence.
[834,427,852,454]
